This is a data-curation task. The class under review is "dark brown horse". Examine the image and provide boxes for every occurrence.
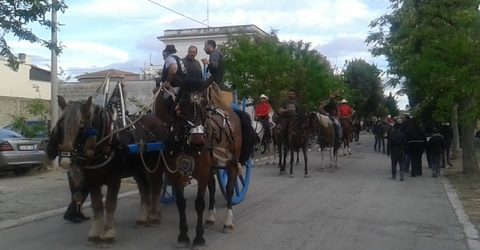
[339,117,353,155]
[48,96,168,243]
[279,111,311,177]
[154,83,255,248]
[374,121,391,154]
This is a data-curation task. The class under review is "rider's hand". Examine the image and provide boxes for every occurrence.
[162,81,171,89]
[201,58,209,65]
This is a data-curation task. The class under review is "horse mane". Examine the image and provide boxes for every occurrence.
[205,82,233,112]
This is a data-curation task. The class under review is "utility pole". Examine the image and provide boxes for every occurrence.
[50,0,59,131]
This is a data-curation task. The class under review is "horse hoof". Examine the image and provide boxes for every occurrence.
[289,174,294,178]
[304,174,309,178]
[223,225,234,233]
[135,220,148,227]
[205,220,215,227]
[88,236,102,243]
[279,171,286,175]
[193,237,206,249]
[175,241,190,249]
[149,218,161,225]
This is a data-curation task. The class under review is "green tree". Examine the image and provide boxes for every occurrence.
[222,34,341,110]
[0,0,67,70]
[367,0,480,174]
[343,59,384,120]
[384,92,399,117]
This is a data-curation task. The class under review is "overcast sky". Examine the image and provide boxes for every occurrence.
[6,0,407,108]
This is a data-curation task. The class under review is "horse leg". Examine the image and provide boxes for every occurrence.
[88,186,105,242]
[193,173,208,247]
[148,170,163,224]
[205,174,216,226]
[173,185,190,248]
[134,171,150,226]
[223,162,238,233]
[296,149,300,165]
[289,146,294,177]
[303,146,308,177]
[102,178,121,243]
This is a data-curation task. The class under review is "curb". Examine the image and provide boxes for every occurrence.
[0,190,139,231]
[442,177,480,250]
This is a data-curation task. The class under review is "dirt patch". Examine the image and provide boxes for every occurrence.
[443,149,480,233]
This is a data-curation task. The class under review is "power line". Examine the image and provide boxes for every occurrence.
[146,0,209,27]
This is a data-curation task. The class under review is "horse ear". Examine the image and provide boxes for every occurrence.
[58,95,67,110]
[82,96,93,114]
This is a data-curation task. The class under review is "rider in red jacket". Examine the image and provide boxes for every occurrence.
[255,94,272,143]
[338,99,353,119]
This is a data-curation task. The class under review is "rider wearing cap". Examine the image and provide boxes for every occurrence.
[255,94,272,143]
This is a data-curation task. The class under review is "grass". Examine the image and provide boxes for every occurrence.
[443,148,480,232]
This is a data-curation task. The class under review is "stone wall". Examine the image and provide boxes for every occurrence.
[0,80,156,127]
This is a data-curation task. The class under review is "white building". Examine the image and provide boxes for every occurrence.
[158,24,270,60]
[0,54,51,126]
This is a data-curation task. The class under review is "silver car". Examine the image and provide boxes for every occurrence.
[0,128,46,175]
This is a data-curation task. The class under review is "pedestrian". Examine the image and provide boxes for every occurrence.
[63,172,90,223]
[202,40,226,90]
[255,94,273,143]
[406,118,426,177]
[439,122,453,168]
[388,123,407,181]
[426,126,446,177]
[400,115,412,173]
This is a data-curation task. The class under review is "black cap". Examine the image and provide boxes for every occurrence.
[163,44,177,53]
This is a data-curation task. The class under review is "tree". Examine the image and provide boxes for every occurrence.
[222,34,341,110]
[384,92,399,117]
[367,0,480,174]
[0,0,67,70]
[342,59,384,120]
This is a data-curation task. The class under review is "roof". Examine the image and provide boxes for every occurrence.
[158,24,271,41]
[76,69,139,80]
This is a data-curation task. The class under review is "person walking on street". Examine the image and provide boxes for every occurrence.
[400,115,412,173]
[439,122,454,168]
[406,118,426,177]
[427,126,446,177]
[388,123,407,181]
[255,94,272,143]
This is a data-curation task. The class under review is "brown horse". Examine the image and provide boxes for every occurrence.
[154,83,255,248]
[339,117,353,155]
[48,96,168,243]
[308,112,340,170]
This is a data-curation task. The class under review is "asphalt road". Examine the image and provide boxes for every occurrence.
[0,133,470,250]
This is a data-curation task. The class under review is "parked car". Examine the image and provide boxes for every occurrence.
[3,120,49,139]
[0,128,46,175]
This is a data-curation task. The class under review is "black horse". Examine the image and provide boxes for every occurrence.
[374,121,391,154]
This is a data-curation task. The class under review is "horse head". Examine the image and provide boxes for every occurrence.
[54,95,111,168]
[177,89,208,148]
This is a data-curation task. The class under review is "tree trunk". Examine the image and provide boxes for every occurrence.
[460,98,479,175]
[451,103,460,160]
[461,124,478,174]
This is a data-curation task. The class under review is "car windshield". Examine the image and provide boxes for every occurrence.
[0,128,25,139]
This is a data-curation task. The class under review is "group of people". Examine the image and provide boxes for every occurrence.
[387,116,453,181]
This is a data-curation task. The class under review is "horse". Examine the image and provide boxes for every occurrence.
[48,95,169,243]
[308,112,340,170]
[339,117,353,155]
[374,121,391,154]
[154,83,255,248]
[279,111,311,177]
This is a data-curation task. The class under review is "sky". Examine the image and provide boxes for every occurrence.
[5,0,408,108]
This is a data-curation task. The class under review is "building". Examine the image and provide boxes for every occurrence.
[0,54,51,126]
[157,24,271,60]
[76,69,140,83]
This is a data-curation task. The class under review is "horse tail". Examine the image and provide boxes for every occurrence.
[233,109,256,165]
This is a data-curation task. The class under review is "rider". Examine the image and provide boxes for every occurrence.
[386,115,395,126]
[278,89,301,139]
[155,44,188,116]
[338,99,354,121]
[202,40,226,90]
[183,45,203,86]
[255,94,272,143]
